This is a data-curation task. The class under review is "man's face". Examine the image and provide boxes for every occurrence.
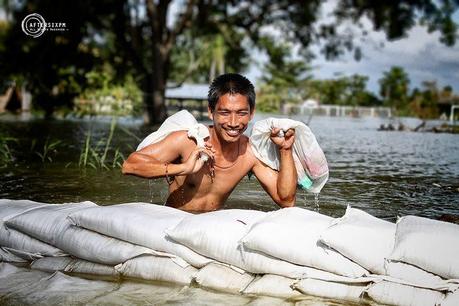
[208,93,254,143]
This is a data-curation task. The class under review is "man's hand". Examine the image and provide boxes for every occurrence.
[270,128,295,150]
[181,147,215,175]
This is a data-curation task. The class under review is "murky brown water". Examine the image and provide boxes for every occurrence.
[1,113,458,305]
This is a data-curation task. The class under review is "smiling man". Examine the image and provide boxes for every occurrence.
[122,73,297,212]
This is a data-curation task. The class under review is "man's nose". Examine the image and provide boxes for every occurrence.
[228,113,238,127]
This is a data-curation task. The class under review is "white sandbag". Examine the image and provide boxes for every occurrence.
[249,118,329,193]
[0,247,28,263]
[442,289,459,306]
[7,271,118,305]
[0,199,64,258]
[242,274,304,299]
[292,278,367,303]
[319,206,395,274]
[137,110,209,152]
[166,209,337,278]
[5,202,159,265]
[385,260,457,291]
[31,256,119,278]
[365,280,445,306]
[0,198,45,213]
[68,203,212,268]
[241,207,368,277]
[195,262,255,294]
[0,262,27,277]
[389,215,459,279]
[115,254,197,285]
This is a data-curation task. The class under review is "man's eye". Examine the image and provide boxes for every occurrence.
[218,112,229,116]
[238,112,249,116]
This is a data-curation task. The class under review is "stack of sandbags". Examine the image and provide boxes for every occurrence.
[366,215,459,306]
[67,203,212,268]
[315,206,458,306]
[240,207,368,277]
[4,201,159,265]
[165,209,351,279]
[0,199,65,260]
[236,206,375,302]
[3,198,459,306]
[3,201,199,285]
[164,207,377,303]
[67,203,219,284]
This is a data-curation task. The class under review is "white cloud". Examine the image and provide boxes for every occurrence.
[310,23,459,94]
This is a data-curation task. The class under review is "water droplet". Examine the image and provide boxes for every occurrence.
[314,193,320,212]
[148,179,154,203]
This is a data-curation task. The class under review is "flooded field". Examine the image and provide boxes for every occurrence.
[1,113,458,220]
[1,113,458,305]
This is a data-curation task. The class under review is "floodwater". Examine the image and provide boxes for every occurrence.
[1,113,458,220]
[1,112,458,305]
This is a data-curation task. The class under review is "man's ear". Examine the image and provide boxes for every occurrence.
[207,106,213,120]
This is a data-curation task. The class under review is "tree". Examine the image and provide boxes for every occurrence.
[379,66,411,113]
[1,0,458,123]
[257,36,310,112]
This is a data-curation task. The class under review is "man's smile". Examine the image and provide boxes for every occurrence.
[224,128,242,137]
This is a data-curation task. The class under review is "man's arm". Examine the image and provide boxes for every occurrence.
[122,131,213,179]
[251,128,297,207]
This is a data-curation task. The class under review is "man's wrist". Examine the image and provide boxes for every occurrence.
[177,163,190,175]
[279,147,293,154]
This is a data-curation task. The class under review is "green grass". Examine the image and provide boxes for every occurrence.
[35,138,62,163]
[79,118,125,169]
[0,135,17,167]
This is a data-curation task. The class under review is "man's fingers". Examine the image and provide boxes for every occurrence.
[285,129,295,138]
[197,147,215,160]
[270,127,280,136]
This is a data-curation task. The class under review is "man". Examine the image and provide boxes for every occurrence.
[122,73,297,212]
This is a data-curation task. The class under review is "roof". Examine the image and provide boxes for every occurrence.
[165,83,209,100]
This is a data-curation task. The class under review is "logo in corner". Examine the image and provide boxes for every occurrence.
[21,13,47,38]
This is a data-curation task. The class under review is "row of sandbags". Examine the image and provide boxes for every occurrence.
[1,199,459,305]
[1,262,291,306]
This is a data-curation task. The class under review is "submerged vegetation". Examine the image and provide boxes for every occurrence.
[0,134,16,168]
[79,119,125,170]
[33,138,62,163]
[0,120,128,170]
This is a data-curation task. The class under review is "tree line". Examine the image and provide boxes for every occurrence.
[0,0,458,123]
[257,64,458,119]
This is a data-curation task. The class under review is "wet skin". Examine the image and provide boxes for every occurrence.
[122,93,297,212]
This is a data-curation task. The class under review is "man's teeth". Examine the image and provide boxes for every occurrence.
[227,130,239,136]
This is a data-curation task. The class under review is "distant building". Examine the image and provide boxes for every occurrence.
[165,84,208,101]
[165,84,209,119]
[301,99,319,109]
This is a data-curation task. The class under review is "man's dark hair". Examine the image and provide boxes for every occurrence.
[208,73,255,112]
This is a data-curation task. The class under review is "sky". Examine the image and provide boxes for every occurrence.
[246,3,459,95]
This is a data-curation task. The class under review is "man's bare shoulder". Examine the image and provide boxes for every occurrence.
[137,130,195,155]
[165,130,196,144]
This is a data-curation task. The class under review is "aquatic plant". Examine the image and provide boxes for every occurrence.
[0,135,17,167]
[79,118,125,170]
[35,138,62,163]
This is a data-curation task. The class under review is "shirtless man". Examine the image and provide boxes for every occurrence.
[122,73,297,212]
